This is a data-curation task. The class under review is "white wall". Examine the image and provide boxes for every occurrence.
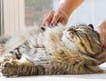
[54,0,106,32]
[67,0,106,32]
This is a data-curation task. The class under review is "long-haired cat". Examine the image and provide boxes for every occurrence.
[0,24,103,77]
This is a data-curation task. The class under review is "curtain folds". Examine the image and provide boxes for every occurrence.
[0,0,4,36]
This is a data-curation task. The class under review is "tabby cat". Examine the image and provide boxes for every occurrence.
[0,24,103,77]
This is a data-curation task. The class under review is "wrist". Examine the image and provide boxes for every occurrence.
[59,0,84,17]
[57,8,69,19]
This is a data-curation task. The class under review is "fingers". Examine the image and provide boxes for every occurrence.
[42,10,54,26]
[42,10,68,27]
[43,10,60,27]
[58,17,67,25]
[94,50,106,64]
[50,12,61,26]
[51,13,67,26]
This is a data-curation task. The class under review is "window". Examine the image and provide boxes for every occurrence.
[0,0,53,36]
[1,0,25,36]
[25,0,53,27]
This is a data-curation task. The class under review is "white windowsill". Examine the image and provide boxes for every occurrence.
[0,67,106,81]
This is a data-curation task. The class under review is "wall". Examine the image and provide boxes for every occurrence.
[53,0,106,32]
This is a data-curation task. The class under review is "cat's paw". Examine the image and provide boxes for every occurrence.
[1,61,17,77]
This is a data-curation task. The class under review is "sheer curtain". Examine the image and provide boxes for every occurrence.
[24,0,53,27]
[1,0,53,36]
[3,0,25,36]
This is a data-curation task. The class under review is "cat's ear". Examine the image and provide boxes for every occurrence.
[88,24,94,29]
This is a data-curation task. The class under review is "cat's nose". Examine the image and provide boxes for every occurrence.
[41,27,45,31]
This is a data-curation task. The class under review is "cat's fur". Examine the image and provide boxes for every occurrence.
[0,24,103,77]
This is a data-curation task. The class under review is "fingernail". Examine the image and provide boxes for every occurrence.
[50,23,55,27]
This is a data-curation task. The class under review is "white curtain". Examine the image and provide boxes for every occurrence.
[3,0,25,36]
[0,0,4,36]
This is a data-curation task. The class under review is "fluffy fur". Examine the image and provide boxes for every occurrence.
[0,24,103,77]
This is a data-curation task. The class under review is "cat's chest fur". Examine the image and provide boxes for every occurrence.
[29,27,79,65]
[13,25,66,65]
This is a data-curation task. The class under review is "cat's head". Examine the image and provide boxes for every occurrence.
[62,24,102,56]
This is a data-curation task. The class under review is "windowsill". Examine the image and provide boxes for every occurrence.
[0,66,106,81]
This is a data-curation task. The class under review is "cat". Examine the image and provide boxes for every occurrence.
[0,24,103,77]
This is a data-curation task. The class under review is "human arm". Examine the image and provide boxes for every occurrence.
[42,0,84,26]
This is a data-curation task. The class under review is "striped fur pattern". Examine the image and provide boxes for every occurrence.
[0,24,103,77]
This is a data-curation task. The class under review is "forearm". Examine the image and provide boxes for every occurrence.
[59,0,84,18]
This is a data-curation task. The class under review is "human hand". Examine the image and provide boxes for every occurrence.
[42,10,69,27]
[95,19,106,64]
[42,0,84,27]
[94,48,106,64]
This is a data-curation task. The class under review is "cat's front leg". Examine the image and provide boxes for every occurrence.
[0,56,18,77]
[0,56,45,77]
